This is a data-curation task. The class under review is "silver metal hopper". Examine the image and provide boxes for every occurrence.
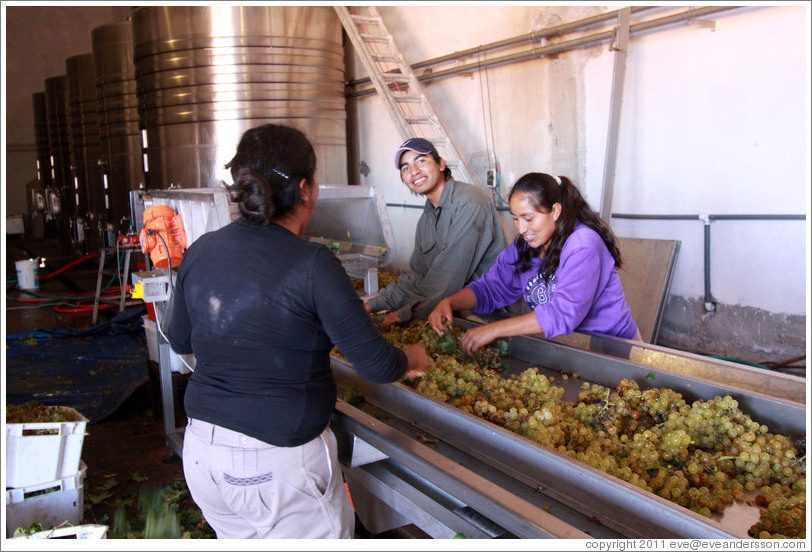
[304,185,396,294]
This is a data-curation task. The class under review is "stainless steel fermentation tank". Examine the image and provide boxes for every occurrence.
[28,92,53,238]
[32,92,52,190]
[45,76,71,211]
[44,75,74,247]
[92,20,143,233]
[131,5,348,190]
[66,54,105,231]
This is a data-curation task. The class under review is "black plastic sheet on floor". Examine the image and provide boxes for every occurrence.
[5,308,150,424]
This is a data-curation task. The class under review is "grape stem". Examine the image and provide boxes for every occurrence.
[597,389,614,415]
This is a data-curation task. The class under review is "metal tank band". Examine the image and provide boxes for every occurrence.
[131,5,348,191]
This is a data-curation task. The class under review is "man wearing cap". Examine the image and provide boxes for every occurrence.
[365,137,506,329]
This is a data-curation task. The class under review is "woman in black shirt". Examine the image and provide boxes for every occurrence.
[167,124,429,538]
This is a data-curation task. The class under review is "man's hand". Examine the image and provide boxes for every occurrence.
[428,298,454,334]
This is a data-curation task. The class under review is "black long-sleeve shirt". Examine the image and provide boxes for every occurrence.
[166,218,407,447]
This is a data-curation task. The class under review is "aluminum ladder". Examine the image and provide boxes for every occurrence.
[335,6,475,185]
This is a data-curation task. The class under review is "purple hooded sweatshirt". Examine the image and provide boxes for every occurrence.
[467,222,638,339]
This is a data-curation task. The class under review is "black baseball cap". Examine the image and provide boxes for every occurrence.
[394,137,439,169]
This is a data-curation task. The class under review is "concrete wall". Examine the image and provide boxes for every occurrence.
[346,5,808,363]
[4,5,133,219]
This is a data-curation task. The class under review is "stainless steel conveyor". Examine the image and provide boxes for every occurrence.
[329,316,806,539]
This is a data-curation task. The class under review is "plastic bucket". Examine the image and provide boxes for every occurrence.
[15,259,40,291]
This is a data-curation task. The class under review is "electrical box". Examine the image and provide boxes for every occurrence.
[486,168,497,188]
[131,271,171,303]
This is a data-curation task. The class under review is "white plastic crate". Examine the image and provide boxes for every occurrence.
[5,462,87,538]
[12,523,107,539]
[6,214,25,235]
[5,406,88,488]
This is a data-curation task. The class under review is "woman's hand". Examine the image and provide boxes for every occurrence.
[403,343,430,378]
[381,310,403,330]
[428,298,454,334]
[459,324,499,356]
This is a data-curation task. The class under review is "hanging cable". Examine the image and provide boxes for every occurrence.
[477,50,510,208]
[478,51,494,171]
[144,228,193,371]
[146,229,176,295]
[153,303,195,373]
[484,58,499,167]
[478,50,499,207]
[483,59,508,206]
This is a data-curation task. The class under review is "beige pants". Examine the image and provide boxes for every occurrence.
[182,418,354,538]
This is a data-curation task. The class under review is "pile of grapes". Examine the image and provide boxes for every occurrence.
[418,318,509,372]
[6,402,82,424]
[378,321,807,539]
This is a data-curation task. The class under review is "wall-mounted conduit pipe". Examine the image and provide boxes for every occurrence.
[346,6,657,90]
[347,6,741,98]
[611,213,806,313]
[599,7,631,224]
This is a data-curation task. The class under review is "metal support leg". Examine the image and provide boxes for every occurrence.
[119,249,132,313]
[92,249,107,324]
[158,338,185,458]
[93,247,136,323]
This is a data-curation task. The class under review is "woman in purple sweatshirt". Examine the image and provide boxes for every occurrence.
[428,172,641,354]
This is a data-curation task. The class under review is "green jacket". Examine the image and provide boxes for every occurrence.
[367,179,506,322]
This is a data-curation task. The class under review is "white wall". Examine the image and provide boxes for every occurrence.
[586,5,808,315]
[350,4,809,318]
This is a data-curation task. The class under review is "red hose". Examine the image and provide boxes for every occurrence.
[12,287,127,303]
[12,252,135,314]
[40,253,101,281]
[54,299,118,314]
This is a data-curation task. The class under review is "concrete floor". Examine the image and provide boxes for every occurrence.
[6,235,195,536]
